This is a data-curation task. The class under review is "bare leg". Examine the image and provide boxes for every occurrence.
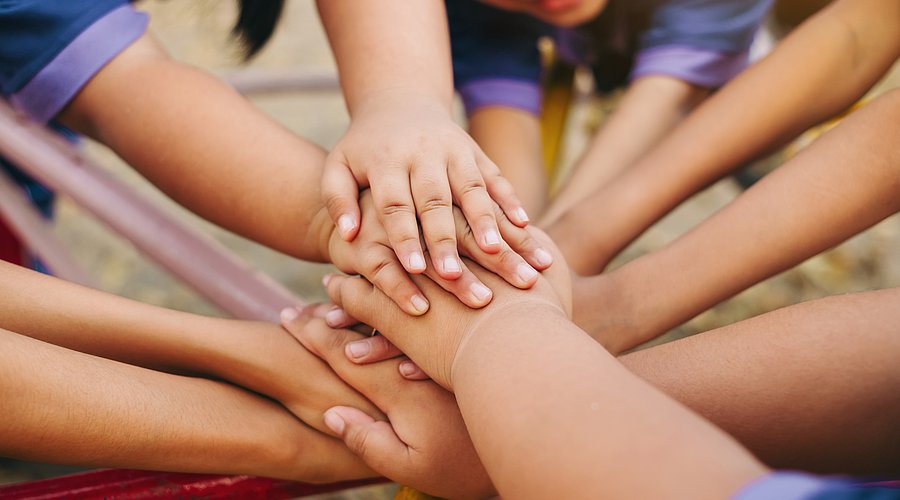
[622,287,900,475]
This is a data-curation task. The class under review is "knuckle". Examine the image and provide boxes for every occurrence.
[458,177,488,198]
[380,201,415,219]
[417,196,452,216]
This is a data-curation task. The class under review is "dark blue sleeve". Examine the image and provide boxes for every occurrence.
[0,0,148,122]
[447,0,549,115]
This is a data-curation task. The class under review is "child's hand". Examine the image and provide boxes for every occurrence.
[327,190,553,316]
[280,310,495,499]
[322,93,530,281]
[324,229,572,390]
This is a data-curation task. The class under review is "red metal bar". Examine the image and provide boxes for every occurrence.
[0,469,386,499]
[0,100,300,322]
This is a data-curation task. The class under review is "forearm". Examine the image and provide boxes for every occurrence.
[58,33,333,261]
[451,303,764,499]
[316,0,453,114]
[550,0,900,273]
[543,76,707,227]
[0,328,370,481]
[0,261,381,430]
[584,88,900,350]
[621,287,900,475]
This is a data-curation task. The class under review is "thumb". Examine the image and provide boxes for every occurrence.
[324,406,409,472]
[322,155,362,241]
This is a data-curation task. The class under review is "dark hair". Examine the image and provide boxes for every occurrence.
[232,0,286,59]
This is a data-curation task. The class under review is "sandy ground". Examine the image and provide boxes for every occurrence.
[4,0,900,496]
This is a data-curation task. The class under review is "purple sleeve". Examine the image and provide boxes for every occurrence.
[459,79,543,116]
[733,472,852,500]
[632,45,750,88]
[9,5,149,124]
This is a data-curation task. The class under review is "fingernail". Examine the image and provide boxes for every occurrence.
[409,252,426,271]
[515,207,529,223]
[470,282,492,302]
[534,248,553,267]
[337,215,356,237]
[484,229,501,247]
[516,263,538,283]
[346,340,371,359]
[322,274,333,287]
[443,256,462,274]
[399,360,418,377]
[280,307,299,323]
[410,294,429,314]
[325,308,345,327]
[323,409,345,434]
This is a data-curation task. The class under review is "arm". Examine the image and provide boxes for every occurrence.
[0,327,371,482]
[57,32,549,313]
[0,260,385,433]
[316,0,529,282]
[548,0,900,274]
[58,32,333,263]
[541,75,707,224]
[320,243,766,499]
[576,86,900,352]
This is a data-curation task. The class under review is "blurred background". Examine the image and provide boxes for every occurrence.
[2,0,899,496]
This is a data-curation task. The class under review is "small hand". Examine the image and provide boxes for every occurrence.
[322,93,530,282]
[327,191,553,316]
[280,309,495,499]
[325,228,572,389]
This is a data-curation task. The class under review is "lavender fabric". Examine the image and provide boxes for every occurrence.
[632,45,750,87]
[10,5,149,123]
[459,79,543,116]
[734,472,842,500]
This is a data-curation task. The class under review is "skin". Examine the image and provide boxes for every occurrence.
[57,31,551,315]
[316,0,531,283]
[282,309,495,499]
[317,251,768,499]
[0,263,374,481]
[329,232,900,477]
[547,0,900,274]
[540,75,708,224]
[575,85,900,354]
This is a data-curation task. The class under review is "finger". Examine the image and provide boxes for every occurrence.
[345,334,405,364]
[423,259,493,308]
[453,208,539,289]
[370,170,427,274]
[476,150,529,227]
[410,166,463,280]
[495,209,554,270]
[448,156,503,255]
[355,245,430,315]
[324,406,411,474]
[398,359,430,381]
[322,154,362,241]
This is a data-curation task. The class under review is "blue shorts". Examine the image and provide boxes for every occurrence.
[0,0,148,123]
[448,0,772,115]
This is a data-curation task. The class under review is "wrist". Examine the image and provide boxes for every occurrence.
[450,300,567,389]
[309,205,336,263]
[349,87,452,118]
